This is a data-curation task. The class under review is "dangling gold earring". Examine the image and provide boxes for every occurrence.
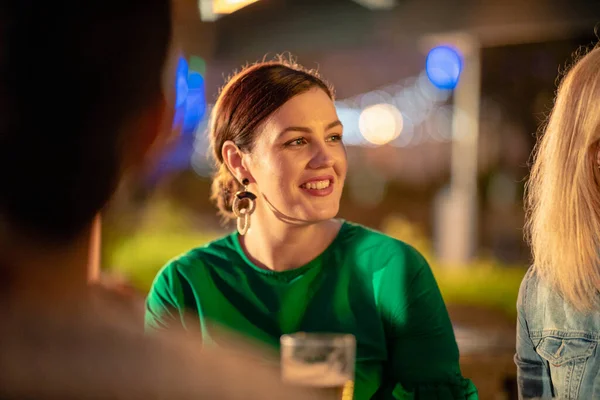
[232,178,257,235]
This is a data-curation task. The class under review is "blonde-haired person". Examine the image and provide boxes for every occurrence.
[517,44,600,399]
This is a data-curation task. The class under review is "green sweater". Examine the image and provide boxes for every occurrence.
[145,221,478,399]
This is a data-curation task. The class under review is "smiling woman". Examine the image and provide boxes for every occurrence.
[220,84,346,225]
[145,58,478,399]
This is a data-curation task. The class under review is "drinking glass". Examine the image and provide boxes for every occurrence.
[280,332,356,400]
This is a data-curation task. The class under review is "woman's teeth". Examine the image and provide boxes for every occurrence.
[301,180,331,190]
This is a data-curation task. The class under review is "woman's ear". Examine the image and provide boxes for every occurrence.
[222,141,254,183]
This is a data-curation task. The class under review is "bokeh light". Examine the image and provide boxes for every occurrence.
[183,72,206,135]
[175,57,189,109]
[336,104,364,146]
[358,103,404,146]
[416,71,452,103]
[426,45,463,90]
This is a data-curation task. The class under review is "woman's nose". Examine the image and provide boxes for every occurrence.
[308,142,335,169]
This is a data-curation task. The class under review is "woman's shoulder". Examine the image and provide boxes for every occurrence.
[339,222,440,317]
[155,232,240,278]
[338,220,429,272]
[518,267,600,335]
[518,266,556,308]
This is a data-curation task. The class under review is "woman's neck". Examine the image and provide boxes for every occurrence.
[240,214,342,272]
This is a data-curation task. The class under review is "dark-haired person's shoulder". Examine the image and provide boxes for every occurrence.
[0,300,327,400]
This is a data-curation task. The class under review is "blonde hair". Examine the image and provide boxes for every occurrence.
[525,44,600,310]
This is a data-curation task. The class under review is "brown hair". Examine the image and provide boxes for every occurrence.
[209,59,334,221]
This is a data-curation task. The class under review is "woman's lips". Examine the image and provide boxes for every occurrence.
[299,176,334,197]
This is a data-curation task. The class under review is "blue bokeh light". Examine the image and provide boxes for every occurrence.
[171,56,189,135]
[151,56,206,181]
[425,46,463,90]
[183,72,206,135]
[175,57,189,108]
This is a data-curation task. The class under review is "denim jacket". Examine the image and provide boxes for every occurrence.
[515,267,600,399]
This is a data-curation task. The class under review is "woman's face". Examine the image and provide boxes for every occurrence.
[246,88,347,224]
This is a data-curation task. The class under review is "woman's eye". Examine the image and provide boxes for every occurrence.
[328,134,343,142]
[286,138,307,146]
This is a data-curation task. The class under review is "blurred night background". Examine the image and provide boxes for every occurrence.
[100,0,600,397]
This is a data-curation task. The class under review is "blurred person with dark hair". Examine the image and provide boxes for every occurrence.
[0,2,327,399]
[518,44,600,399]
[146,59,478,399]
